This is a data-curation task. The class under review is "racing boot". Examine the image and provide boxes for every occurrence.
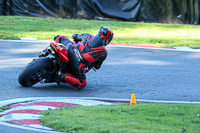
[62,73,86,89]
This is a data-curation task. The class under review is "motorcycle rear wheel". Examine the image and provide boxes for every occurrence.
[18,57,54,87]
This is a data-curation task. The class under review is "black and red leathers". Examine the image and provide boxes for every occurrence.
[54,33,108,88]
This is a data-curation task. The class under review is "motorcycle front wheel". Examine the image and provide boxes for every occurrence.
[18,57,54,87]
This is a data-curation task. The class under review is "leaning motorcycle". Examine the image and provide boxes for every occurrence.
[18,41,92,87]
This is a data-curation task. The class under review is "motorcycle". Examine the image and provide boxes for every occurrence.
[18,40,94,87]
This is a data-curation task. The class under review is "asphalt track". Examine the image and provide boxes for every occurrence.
[1,40,200,133]
[1,40,200,102]
[0,40,200,102]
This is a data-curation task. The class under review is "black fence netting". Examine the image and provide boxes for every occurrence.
[0,0,200,25]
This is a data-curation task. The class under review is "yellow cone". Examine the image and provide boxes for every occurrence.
[130,94,137,105]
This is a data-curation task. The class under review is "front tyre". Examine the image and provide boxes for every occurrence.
[18,57,54,87]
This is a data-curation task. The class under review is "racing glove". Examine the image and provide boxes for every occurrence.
[54,35,67,43]
[72,34,79,43]
[72,33,84,44]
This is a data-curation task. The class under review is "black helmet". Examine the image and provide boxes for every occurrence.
[97,26,114,45]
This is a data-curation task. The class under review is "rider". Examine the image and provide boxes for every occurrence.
[39,26,114,89]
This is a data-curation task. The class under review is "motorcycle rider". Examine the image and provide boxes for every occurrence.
[39,26,114,89]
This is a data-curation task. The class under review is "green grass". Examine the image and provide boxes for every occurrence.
[40,103,200,133]
[0,106,8,114]
[1,16,200,48]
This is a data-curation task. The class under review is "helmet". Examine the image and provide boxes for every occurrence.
[97,26,114,45]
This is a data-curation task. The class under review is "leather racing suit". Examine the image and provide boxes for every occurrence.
[54,33,108,88]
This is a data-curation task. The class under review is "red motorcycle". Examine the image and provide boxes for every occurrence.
[18,41,93,87]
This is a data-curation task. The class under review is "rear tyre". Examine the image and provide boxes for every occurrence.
[18,57,54,87]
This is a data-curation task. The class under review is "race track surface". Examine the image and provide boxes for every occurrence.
[0,40,200,102]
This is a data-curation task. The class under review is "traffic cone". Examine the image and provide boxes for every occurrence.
[130,94,137,105]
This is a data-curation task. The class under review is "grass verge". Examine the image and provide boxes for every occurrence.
[40,103,200,133]
[0,106,8,117]
[0,16,200,48]
[0,106,8,112]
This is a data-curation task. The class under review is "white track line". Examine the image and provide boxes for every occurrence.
[136,99,200,104]
[0,106,57,115]
[0,113,43,121]
[108,44,200,52]
[1,97,200,108]
[34,99,113,106]
[1,39,200,52]
[0,121,61,133]
[26,124,52,130]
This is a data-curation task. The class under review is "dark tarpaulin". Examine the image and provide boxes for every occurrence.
[2,0,141,21]
[0,0,3,15]
[3,0,76,18]
[1,0,200,25]
[77,0,141,21]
